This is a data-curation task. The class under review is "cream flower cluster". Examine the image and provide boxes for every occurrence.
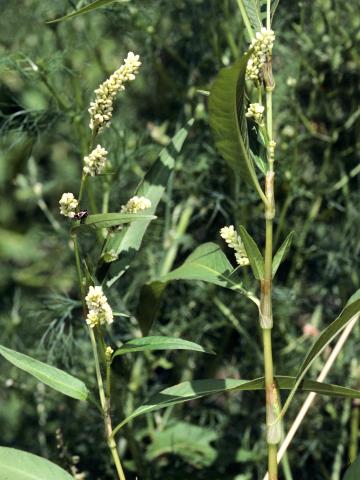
[121,195,151,214]
[245,103,265,125]
[220,225,249,267]
[85,286,113,328]
[246,27,275,82]
[83,144,108,176]
[89,52,141,132]
[105,346,114,361]
[59,192,78,218]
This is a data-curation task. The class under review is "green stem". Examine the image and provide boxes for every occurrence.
[72,234,125,480]
[349,402,359,462]
[267,0,271,29]
[89,328,126,480]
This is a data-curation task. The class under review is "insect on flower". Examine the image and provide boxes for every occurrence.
[73,210,88,224]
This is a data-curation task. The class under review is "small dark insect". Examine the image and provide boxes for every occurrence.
[73,210,88,224]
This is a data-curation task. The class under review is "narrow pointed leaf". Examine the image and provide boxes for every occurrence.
[113,375,360,431]
[72,213,156,231]
[113,336,213,357]
[209,53,259,191]
[0,345,88,401]
[243,0,262,32]
[160,242,242,290]
[238,225,264,279]
[272,231,294,277]
[0,447,73,480]
[282,290,360,415]
[98,120,194,284]
[47,0,127,23]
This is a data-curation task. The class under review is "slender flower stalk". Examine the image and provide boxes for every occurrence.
[238,2,279,478]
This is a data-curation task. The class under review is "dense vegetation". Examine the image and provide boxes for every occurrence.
[0,1,359,479]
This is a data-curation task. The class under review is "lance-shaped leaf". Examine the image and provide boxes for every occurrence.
[113,336,213,358]
[0,447,74,480]
[160,242,243,290]
[112,375,360,433]
[209,54,265,201]
[135,243,256,334]
[272,231,294,278]
[238,225,264,280]
[97,120,194,284]
[0,345,88,401]
[72,213,156,231]
[242,0,262,32]
[47,0,128,23]
[281,290,360,416]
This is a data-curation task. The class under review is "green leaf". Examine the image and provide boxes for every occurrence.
[72,212,156,231]
[113,336,213,357]
[209,53,261,194]
[136,241,256,334]
[243,0,262,32]
[271,0,281,21]
[160,242,241,290]
[344,455,360,480]
[136,281,166,335]
[250,150,267,175]
[98,120,194,284]
[0,345,88,401]
[146,422,217,467]
[238,226,264,280]
[282,290,360,415]
[272,231,294,278]
[0,447,74,480]
[47,0,128,23]
[113,375,360,431]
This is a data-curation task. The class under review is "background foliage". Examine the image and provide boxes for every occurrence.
[0,1,359,479]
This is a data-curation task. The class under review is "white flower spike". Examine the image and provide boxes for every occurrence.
[89,52,141,133]
[59,192,78,218]
[121,196,151,214]
[85,285,114,328]
[83,144,108,176]
[245,103,265,125]
[246,28,275,82]
[220,225,249,267]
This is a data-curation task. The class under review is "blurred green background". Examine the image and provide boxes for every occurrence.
[0,1,359,479]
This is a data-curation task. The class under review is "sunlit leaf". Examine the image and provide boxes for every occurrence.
[160,242,242,290]
[113,336,213,357]
[0,448,73,480]
[113,375,360,431]
[0,345,88,401]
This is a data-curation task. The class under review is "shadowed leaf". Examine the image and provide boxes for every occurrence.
[238,225,264,280]
[47,0,128,23]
